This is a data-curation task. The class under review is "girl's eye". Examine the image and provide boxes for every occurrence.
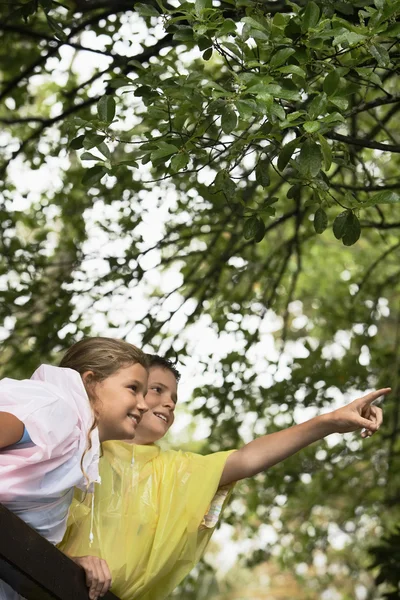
[151,387,162,394]
[129,386,137,393]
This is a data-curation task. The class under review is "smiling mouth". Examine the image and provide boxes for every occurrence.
[128,413,141,426]
[153,412,168,424]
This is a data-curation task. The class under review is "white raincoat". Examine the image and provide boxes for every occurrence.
[0,365,100,599]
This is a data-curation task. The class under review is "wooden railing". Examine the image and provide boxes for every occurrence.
[0,504,120,600]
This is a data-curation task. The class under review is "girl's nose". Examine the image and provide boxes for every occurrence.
[137,394,149,414]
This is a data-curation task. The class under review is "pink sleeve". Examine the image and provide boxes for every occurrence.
[0,378,79,459]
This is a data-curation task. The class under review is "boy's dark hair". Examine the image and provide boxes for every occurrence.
[147,354,181,382]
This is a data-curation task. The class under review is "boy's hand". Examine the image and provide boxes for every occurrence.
[329,388,390,436]
[71,555,112,600]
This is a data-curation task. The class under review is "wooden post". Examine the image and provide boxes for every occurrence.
[0,504,120,600]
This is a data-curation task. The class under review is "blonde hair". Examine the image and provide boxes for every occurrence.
[59,336,148,380]
[59,337,149,483]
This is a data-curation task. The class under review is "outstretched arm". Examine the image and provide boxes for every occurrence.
[219,388,390,487]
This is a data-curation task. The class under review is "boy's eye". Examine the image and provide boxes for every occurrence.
[151,387,162,394]
[129,385,137,393]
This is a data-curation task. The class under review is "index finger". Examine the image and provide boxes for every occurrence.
[358,388,391,406]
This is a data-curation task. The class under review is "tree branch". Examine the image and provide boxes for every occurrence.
[331,183,400,192]
[0,23,118,58]
[0,35,175,176]
[361,221,400,229]
[0,6,130,103]
[346,95,399,117]
[326,132,400,153]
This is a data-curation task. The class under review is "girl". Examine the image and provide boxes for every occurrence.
[0,337,149,600]
[60,356,389,600]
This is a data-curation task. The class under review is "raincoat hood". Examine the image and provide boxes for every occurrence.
[30,364,100,489]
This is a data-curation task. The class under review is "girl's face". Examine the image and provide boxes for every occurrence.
[87,363,149,442]
[132,366,177,445]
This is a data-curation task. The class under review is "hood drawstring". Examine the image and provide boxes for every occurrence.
[89,475,101,546]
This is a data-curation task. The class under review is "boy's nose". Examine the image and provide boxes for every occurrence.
[163,398,175,410]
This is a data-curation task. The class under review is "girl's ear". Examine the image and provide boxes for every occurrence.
[82,370,95,385]
[81,371,98,407]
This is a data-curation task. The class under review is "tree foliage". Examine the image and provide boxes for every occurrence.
[1,0,400,597]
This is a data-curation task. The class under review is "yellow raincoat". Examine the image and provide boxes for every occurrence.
[59,441,235,600]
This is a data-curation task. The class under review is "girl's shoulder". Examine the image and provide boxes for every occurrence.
[0,365,92,452]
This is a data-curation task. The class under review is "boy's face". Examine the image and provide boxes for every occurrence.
[132,366,178,445]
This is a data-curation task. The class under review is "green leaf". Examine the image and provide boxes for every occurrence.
[242,17,269,32]
[301,1,321,32]
[127,59,145,70]
[362,191,400,207]
[81,152,103,161]
[369,43,390,66]
[287,184,301,199]
[278,65,307,78]
[269,102,286,120]
[333,210,361,246]
[203,48,213,61]
[197,36,212,51]
[243,216,265,242]
[98,141,111,160]
[329,96,348,110]
[303,120,320,133]
[221,106,237,134]
[83,133,106,150]
[235,100,256,120]
[134,85,153,97]
[197,35,213,51]
[46,14,67,40]
[323,70,340,96]
[333,209,352,240]
[317,134,332,170]
[255,160,270,187]
[298,139,322,177]
[254,218,266,243]
[264,85,300,101]
[82,165,106,186]
[386,21,400,37]
[308,93,327,120]
[134,2,160,17]
[270,48,296,69]
[214,170,236,196]
[333,29,366,46]
[97,96,116,123]
[195,0,211,15]
[151,144,179,161]
[278,138,298,171]
[219,19,237,35]
[108,78,132,89]
[314,207,328,233]
[69,135,85,150]
[170,152,189,171]
[114,160,139,169]
[342,212,361,246]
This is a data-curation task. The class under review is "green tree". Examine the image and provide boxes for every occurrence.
[1,1,400,597]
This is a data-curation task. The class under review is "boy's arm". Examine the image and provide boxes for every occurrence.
[0,412,24,449]
[219,388,389,487]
